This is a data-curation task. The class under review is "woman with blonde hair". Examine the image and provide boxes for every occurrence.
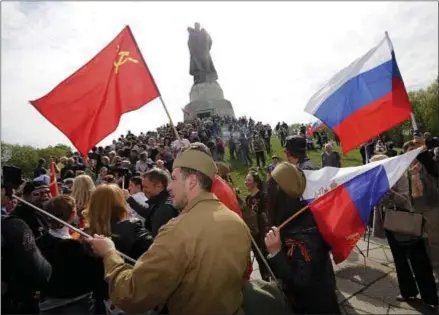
[71,175,95,229]
[84,184,153,314]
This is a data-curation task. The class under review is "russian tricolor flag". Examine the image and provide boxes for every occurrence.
[310,120,322,133]
[301,147,423,263]
[306,121,322,136]
[304,32,412,154]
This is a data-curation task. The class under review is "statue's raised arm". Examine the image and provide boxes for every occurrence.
[187,22,218,84]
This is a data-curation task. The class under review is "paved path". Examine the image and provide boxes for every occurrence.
[251,236,439,314]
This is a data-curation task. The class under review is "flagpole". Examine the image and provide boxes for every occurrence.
[249,232,286,295]
[385,31,419,137]
[12,195,137,264]
[278,204,310,230]
[159,96,181,142]
[363,142,372,257]
[386,31,419,137]
[410,113,419,134]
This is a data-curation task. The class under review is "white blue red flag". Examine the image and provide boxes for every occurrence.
[301,147,422,263]
[308,120,322,135]
[304,32,412,154]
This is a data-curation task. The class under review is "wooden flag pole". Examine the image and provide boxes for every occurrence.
[410,112,419,134]
[159,96,181,142]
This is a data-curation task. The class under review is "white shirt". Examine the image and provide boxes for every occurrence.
[49,226,72,239]
[128,192,148,224]
[171,138,190,155]
[136,160,148,173]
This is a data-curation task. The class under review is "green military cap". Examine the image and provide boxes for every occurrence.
[271,162,306,198]
[173,149,218,180]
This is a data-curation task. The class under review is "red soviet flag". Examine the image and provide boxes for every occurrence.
[30,26,160,157]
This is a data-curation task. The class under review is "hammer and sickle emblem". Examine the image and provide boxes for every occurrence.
[114,45,139,74]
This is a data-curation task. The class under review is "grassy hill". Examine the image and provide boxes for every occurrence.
[225,135,363,194]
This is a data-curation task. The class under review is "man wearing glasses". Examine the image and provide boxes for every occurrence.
[11,181,51,238]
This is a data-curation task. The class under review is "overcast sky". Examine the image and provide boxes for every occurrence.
[1,1,438,149]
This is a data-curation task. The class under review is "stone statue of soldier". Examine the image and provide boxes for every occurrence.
[187,22,219,84]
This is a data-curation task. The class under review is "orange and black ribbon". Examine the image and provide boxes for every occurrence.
[285,238,312,262]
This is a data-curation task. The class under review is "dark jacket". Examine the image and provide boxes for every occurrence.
[298,156,319,171]
[321,151,341,168]
[418,136,439,178]
[36,232,102,300]
[90,219,153,314]
[34,167,46,179]
[268,198,340,314]
[253,138,265,153]
[60,165,73,179]
[11,202,49,239]
[417,150,438,179]
[2,216,52,314]
[127,190,178,237]
[245,191,268,243]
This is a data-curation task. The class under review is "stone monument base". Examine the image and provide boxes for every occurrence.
[184,99,235,121]
[184,81,236,121]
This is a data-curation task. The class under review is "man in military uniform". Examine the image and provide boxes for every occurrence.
[283,135,318,170]
[86,149,251,315]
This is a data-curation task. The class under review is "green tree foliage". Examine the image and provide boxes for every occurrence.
[384,77,438,145]
[2,79,437,179]
[289,123,303,131]
[412,77,438,135]
[1,142,72,179]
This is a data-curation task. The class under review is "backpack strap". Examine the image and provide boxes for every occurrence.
[34,212,50,241]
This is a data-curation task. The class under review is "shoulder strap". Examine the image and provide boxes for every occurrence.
[406,170,413,204]
[34,212,49,240]
[248,232,288,301]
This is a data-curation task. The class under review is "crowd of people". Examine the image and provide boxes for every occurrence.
[1,113,438,315]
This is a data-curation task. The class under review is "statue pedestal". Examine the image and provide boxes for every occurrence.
[184,81,236,121]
